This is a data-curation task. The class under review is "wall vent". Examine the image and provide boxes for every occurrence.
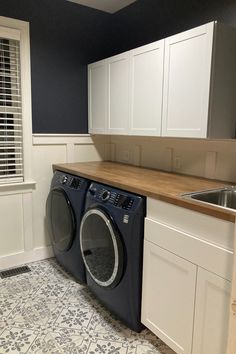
[0,265,31,279]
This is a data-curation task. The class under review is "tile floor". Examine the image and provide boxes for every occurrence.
[0,259,174,354]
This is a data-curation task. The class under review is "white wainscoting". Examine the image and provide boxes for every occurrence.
[2,133,235,270]
[0,134,108,270]
[109,135,236,183]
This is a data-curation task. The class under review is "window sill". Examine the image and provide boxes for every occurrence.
[0,181,36,195]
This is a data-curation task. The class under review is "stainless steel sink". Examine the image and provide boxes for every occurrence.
[182,186,236,211]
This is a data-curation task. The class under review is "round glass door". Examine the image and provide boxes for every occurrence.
[46,188,76,252]
[80,208,123,288]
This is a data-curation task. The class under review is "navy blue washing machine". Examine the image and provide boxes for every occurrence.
[80,182,146,332]
[46,170,89,283]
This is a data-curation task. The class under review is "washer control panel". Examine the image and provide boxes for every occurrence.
[113,194,134,210]
[89,184,135,210]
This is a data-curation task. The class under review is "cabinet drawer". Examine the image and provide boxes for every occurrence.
[147,198,234,250]
[145,217,233,281]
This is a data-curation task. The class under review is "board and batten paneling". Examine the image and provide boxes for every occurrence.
[109,135,236,183]
[0,134,108,270]
[32,144,67,249]
[32,134,107,249]
[0,193,24,256]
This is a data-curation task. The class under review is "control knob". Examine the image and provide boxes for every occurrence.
[101,190,110,201]
[61,175,68,184]
[89,187,97,195]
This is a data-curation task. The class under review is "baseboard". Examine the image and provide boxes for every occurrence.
[0,246,54,270]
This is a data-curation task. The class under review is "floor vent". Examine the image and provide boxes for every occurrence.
[0,265,31,279]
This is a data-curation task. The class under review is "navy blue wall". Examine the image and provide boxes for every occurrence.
[0,0,113,133]
[112,0,236,54]
[0,0,236,133]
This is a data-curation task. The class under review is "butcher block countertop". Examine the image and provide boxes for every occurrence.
[53,161,236,222]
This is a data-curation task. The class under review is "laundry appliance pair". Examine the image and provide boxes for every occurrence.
[46,170,146,332]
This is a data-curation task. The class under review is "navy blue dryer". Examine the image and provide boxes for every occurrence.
[46,170,89,283]
[80,182,146,332]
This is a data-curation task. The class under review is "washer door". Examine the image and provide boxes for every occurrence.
[46,188,76,252]
[80,208,123,288]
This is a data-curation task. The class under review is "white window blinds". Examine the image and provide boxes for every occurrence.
[0,36,23,183]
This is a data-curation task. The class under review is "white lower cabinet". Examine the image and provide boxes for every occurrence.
[192,268,231,354]
[142,198,233,354]
[142,240,196,354]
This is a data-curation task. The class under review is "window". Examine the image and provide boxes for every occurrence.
[0,17,32,186]
[0,37,22,182]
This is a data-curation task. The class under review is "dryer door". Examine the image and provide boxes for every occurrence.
[80,208,123,288]
[46,188,76,252]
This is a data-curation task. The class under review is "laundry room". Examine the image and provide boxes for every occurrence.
[0,0,236,353]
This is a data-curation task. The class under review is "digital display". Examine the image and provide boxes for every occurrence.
[122,197,131,209]
[116,195,133,209]
[117,194,127,207]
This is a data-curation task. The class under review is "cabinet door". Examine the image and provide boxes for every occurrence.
[88,60,107,134]
[141,240,196,354]
[107,52,130,134]
[162,22,214,138]
[192,267,231,354]
[130,40,164,136]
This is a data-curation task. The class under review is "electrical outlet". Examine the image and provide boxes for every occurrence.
[174,156,182,170]
[121,150,130,162]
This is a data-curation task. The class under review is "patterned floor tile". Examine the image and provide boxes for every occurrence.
[11,298,59,328]
[87,309,132,340]
[0,297,19,317]
[55,305,94,329]
[0,259,175,354]
[28,329,87,354]
[0,278,34,298]
[35,281,69,300]
[0,327,37,353]
[87,339,129,353]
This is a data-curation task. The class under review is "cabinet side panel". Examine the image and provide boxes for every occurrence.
[88,61,107,134]
[226,221,236,354]
[208,24,236,138]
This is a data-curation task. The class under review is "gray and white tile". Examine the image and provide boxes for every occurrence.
[0,259,175,354]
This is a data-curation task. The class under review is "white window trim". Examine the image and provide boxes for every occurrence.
[0,16,34,189]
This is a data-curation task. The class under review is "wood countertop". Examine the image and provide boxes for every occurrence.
[53,161,236,222]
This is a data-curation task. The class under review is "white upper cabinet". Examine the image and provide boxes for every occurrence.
[88,60,107,134]
[162,22,236,138]
[88,22,236,138]
[130,40,164,136]
[107,52,130,134]
[162,23,214,138]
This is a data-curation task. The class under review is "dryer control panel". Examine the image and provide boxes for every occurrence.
[53,171,85,190]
